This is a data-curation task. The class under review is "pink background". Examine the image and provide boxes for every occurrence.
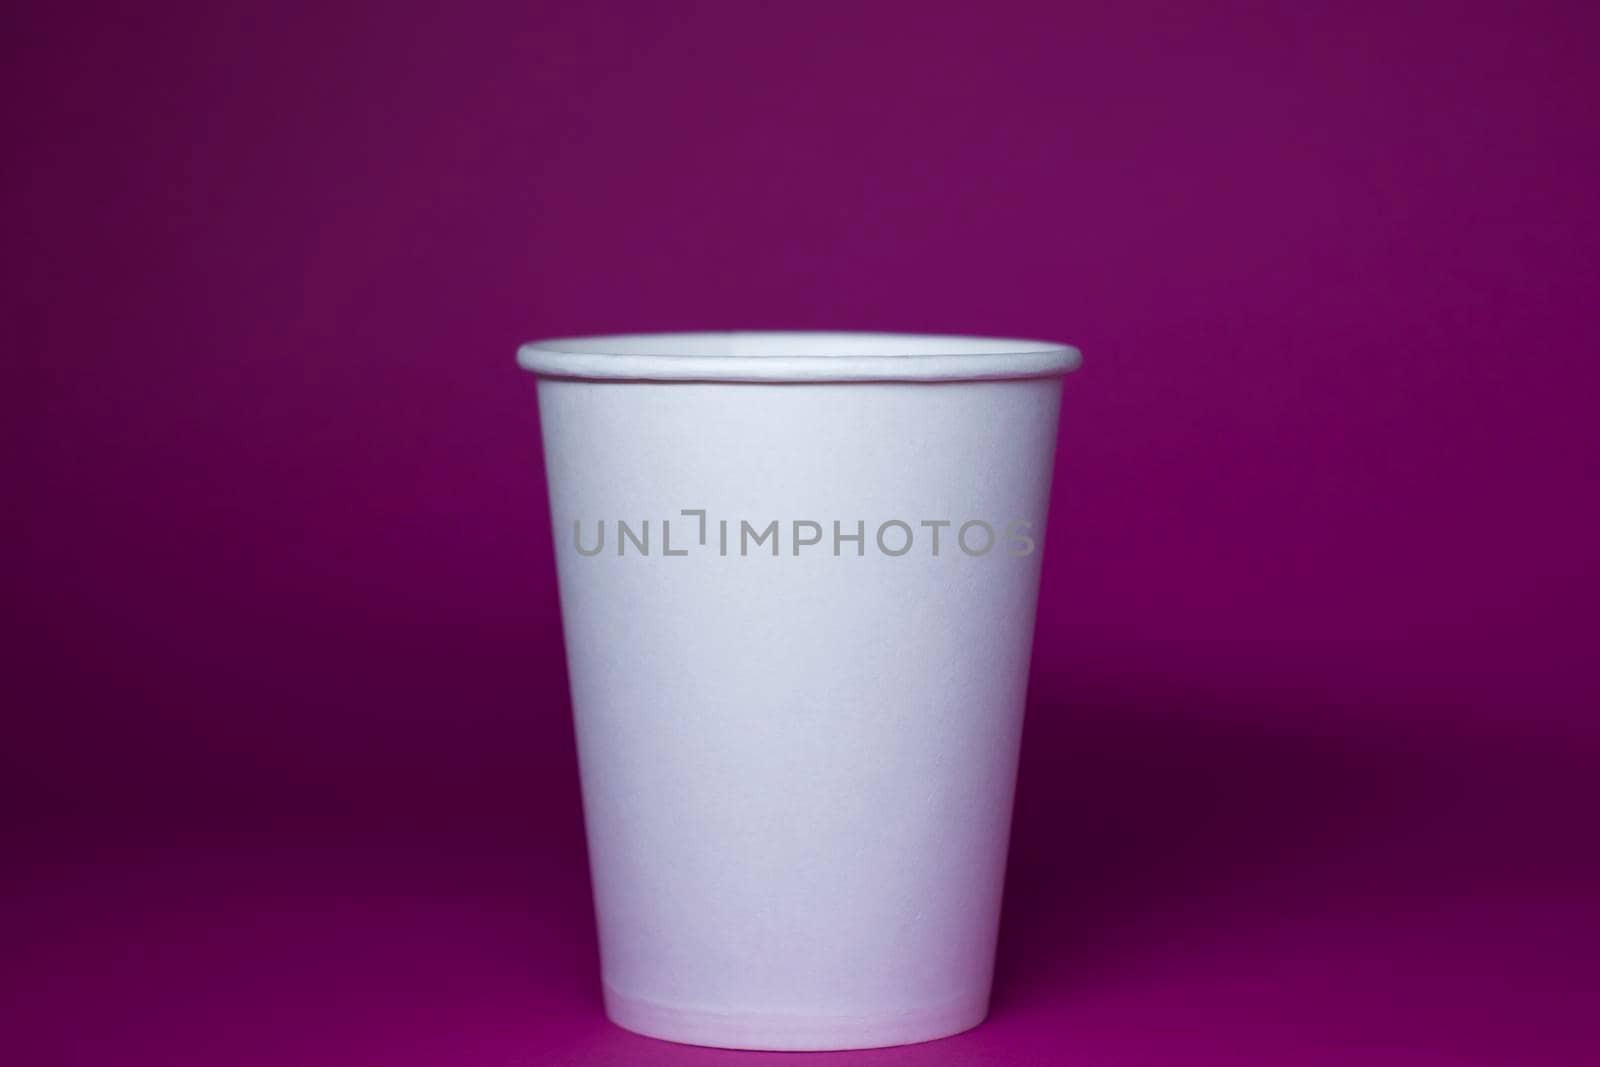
[5,1,1597,1063]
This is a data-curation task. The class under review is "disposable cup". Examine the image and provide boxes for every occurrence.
[518,331,1080,1050]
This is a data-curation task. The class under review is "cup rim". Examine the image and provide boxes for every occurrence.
[517,331,1081,383]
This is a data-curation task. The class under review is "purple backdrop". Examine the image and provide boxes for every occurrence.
[5,2,1598,1063]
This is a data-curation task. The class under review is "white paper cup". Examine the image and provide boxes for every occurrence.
[519,332,1080,1051]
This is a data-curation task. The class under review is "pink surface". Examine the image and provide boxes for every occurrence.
[5,1,1597,1063]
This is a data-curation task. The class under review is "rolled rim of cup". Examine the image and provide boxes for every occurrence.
[516,331,1082,383]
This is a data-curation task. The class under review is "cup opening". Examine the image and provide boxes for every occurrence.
[517,331,1081,383]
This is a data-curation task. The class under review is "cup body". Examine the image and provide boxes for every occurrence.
[524,333,1077,1051]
